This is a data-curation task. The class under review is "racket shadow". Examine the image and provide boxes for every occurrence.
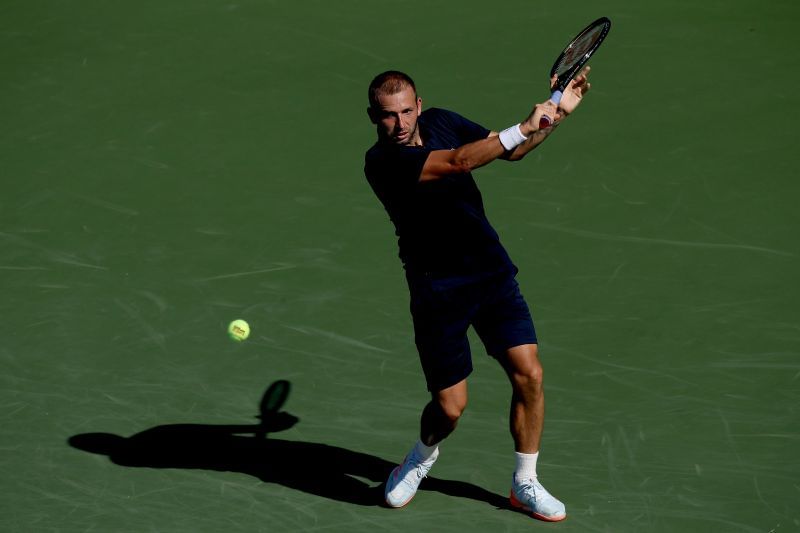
[67,380,510,510]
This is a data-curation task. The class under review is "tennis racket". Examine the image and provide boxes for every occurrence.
[539,16,611,128]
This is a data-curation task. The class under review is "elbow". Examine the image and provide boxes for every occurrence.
[450,155,476,174]
[450,161,473,174]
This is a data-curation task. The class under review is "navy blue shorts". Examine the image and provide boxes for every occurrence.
[408,272,538,392]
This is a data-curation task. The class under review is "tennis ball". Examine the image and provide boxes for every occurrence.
[227,319,250,342]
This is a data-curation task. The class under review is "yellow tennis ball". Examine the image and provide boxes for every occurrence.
[227,319,250,342]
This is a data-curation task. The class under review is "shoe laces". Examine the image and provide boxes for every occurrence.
[516,477,543,501]
[408,452,433,479]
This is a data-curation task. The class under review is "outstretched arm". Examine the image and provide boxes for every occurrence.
[419,101,556,182]
[418,67,593,180]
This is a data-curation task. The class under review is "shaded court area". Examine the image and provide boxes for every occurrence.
[1,0,798,531]
[67,380,508,511]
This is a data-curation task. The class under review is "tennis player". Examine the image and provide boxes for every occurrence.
[363,69,590,522]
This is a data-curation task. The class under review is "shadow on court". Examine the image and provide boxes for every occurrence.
[68,380,510,510]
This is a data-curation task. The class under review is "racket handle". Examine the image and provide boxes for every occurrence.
[538,90,564,129]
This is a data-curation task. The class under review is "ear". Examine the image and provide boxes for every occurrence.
[367,106,378,124]
[417,97,423,114]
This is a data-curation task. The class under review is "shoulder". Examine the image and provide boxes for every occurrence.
[364,142,383,164]
[365,142,426,166]
[420,107,462,126]
[364,142,429,185]
[421,108,490,147]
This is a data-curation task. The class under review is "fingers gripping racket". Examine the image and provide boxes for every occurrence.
[539,17,611,128]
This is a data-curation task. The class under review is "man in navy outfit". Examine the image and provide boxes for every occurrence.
[364,69,591,522]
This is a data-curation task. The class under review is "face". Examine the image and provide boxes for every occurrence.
[369,86,422,146]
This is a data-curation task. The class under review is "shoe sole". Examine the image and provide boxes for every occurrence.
[509,491,567,522]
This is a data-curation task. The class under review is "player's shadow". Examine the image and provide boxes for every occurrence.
[68,380,508,509]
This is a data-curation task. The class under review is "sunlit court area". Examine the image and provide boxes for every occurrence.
[2,1,798,531]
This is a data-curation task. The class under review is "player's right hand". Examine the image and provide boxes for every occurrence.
[522,100,559,135]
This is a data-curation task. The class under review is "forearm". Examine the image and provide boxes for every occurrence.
[503,119,562,161]
[501,107,568,161]
[419,99,563,180]
[419,136,507,182]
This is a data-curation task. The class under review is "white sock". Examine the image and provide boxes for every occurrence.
[514,451,539,482]
[413,440,439,462]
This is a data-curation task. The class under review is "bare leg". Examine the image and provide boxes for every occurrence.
[385,379,468,507]
[499,344,565,521]
[497,344,544,453]
[420,378,468,446]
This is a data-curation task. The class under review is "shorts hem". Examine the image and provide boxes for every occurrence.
[425,366,472,393]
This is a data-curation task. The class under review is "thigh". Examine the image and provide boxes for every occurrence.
[409,280,478,392]
[472,275,538,358]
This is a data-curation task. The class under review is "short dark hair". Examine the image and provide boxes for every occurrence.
[368,70,417,109]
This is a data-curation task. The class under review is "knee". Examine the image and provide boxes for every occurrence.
[440,398,467,424]
[510,347,544,392]
[437,395,467,424]
[432,379,468,424]
[513,367,543,393]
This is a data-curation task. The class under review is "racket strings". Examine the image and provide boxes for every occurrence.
[552,20,610,80]
[557,27,606,75]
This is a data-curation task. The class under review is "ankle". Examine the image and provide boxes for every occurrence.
[514,450,539,483]
[413,440,439,462]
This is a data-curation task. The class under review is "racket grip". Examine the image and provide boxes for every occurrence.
[538,90,564,129]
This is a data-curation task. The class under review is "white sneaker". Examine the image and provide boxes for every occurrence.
[510,477,566,522]
[384,447,439,508]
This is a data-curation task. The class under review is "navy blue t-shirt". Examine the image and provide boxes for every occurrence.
[364,107,515,286]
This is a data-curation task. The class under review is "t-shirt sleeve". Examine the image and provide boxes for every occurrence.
[439,109,491,144]
[365,145,431,200]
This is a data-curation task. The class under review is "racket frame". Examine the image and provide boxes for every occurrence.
[539,17,611,127]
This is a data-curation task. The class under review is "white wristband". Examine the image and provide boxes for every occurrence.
[498,123,528,151]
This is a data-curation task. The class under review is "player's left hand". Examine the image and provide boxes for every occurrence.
[554,66,591,116]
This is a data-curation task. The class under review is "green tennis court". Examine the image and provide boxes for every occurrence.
[2,0,798,531]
